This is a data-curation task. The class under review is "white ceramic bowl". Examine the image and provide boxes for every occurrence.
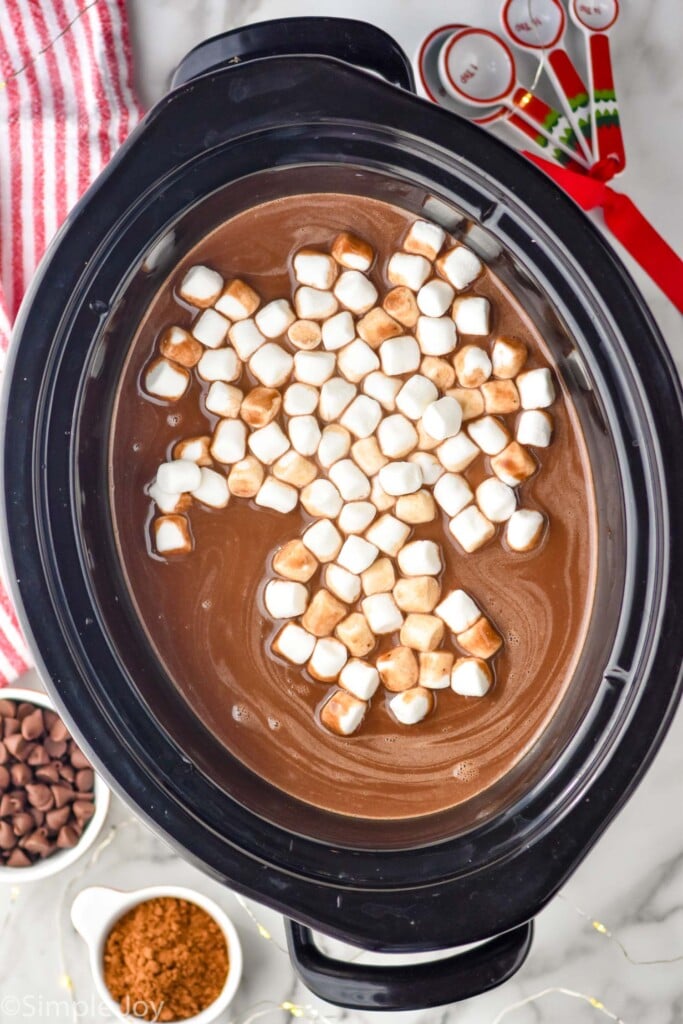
[0,687,110,882]
[71,884,243,1023]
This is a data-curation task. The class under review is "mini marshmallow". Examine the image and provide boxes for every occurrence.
[393,577,441,614]
[178,265,223,307]
[288,415,321,456]
[365,514,411,557]
[517,368,556,409]
[294,286,338,321]
[249,342,293,388]
[361,556,395,596]
[397,539,442,576]
[516,410,553,448]
[357,308,402,347]
[273,539,317,582]
[339,395,382,438]
[337,340,380,383]
[506,509,546,552]
[318,425,352,468]
[157,459,201,494]
[264,579,308,619]
[284,382,319,416]
[302,589,347,637]
[351,437,388,476]
[396,375,438,420]
[287,319,322,350]
[309,640,349,683]
[390,687,434,725]
[416,279,455,318]
[272,623,316,665]
[492,336,527,379]
[415,315,457,357]
[335,612,376,657]
[433,473,473,517]
[197,346,241,383]
[363,371,402,411]
[454,345,492,388]
[331,232,374,272]
[149,481,188,514]
[334,271,378,314]
[229,318,267,360]
[449,505,495,553]
[272,451,318,488]
[451,658,492,697]
[254,477,298,513]
[400,613,444,653]
[154,515,192,555]
[422,396,463,441]
[338,501,377,535]
[467,416,511,455]
[302,519,343,562]
[491,442,536,487]
[377,414,418,459]
[379,335,421,376]
[420,355,455,391]
[338,535,378,574]
[407,451,444,486]
[383,286,419,327]
[370,477,396,512]
[144,358,190,401]
[404,219,446,260]
[159,326,203,367]
[416,420,441,451]
[362,593,404,636]
[436,245,482,290]
[378,462,423,497]
[476,477,516,522]
[227,456,264,496]
[318,377,357,422]
[448,387,484,421]
[192,308,230,349]
[293,350,336,387]
[325,564,362,604]
[419,651,454,690]
[435,589,480,634]
[481,379,520,415]
[248,421,290,465]
[322,310,355,351]
[329,459,371,501]
[452,296,491,336]
[377,646,418,691]
[339,660,380,700]
[255,299,295,338]
[457,617,502,659]
[320,688,366,735]
[388,252,431,292]
[191,467,230,509]
[205,382,242,418]
[395,490,437,524]
[300,479,343,518]
[215,278,260,321]
[293,249,338,290]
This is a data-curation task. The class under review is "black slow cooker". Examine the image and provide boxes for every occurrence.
[2,18,682,1011]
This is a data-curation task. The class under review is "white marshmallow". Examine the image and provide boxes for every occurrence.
[437,432,479,472]
[248,421,290,465]
[149,480,185,514]
[397,540,442,576]
[416,280,454,317]
[339,395,382,438]
[154,515,192,555]
[288,415,321,456]
[301,478,343,518]
[516,410,553,447]
[422,397,463,441]
[255,299,295,338]
[318,425,351,467]
[365,514,411,557]
[378,462,423,497]
[320,689,366,734]
[264,579,308,618]
[468,416,510,455]
[211,419,247,463]
[396,375,438,420]
[205,382,242,418]
[272,623,316,665]
[294,287,338,321]
[337,340,380,383]
[338,501,377,535]
[379,335,421,376]
[322,311,356,351]
[254,477,298,513]
[388,252,431,292]
[190,467,230,509]
[415,315,457,357]
[229,318,266,360]
[506,509,545,551]
[361,593,404,634]
[408,451,444,486]
[157,459,201,494]
[329,459,370,501]
[293,350,336,386]
[191,308,229,349]
[363,371,402,410]
[302,519,343,562]
[377,414,418,459]
[449,505,495,552]
[145,358,190,400]
[284,383,319,416]
[318,377,357,421]
[338,535,379,574]
[178,265,223,307]
[249,342,293,388]
[434,589,481,633]
[309,639,348,681]
[433,473,473,517]
[451,658,492,697]
[197,347,241,383]
[325,564,361,604]
[437,246,482,290]
[404,220,446,259]
[389,687,433,725]
[215,279,260,321]
[334,271,378,314]
[491,336,527,378]
[517,368,556,409]
[453,296,491,336]
[476,478,516,522]
[339,660,380,700]
[293,249,337,290]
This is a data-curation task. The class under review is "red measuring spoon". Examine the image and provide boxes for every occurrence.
[570,0,626,172]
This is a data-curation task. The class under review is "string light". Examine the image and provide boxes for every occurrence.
[489,985,627,1023]
[558,892,683,966]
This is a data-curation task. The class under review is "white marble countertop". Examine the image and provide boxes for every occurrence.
[2,2,681,1023]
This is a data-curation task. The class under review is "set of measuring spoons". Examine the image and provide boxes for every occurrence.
[416,0,625,175]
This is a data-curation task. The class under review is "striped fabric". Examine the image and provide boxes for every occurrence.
[0,0,142,682]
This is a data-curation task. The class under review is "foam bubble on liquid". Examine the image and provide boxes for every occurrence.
[452,760,479,782]
[232,704,249,722]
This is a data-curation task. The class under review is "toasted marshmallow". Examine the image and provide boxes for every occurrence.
[335,612,376,657]
[191,467,230,509]
[293,350,336,387]
[301,478,343,518]
[436,246,482,290]
[370,477,397,512]
[357,307,402,347]
[334,271,378,314]
[229,318,267,360]
[365,513,411,557]
[481,379,520,415]
[404,219,446,260]
[149,481,189,514]
[340,395,382,438]
[273,539,318,582]
[325,564,362,604]
[272,623,316,665]
[433,473,473,517]
[416,420,440,451]
[159,326,203,367]
[205,382,242,418]
[506,509,545,552]
[396,375,438,421]
[420,355,456,391]
[197,347,241,383]
[249,421,290,465]
[144,358,190,401]
[397,539,442,576]
[457,617,502,659]
[476,477,516,522]
[154,514,192,555]
[318,377,357,422]
[288,415,321,457]
[337,340,380,383]
[320,688,366,735]
[376,646,418,691]
[339,660,380,700]
[255,299,295,338]
[377,414,418,459]
[393,576,441,614]
[492,336,527,379]
[363,371,402,411]
[215,278,260,321]
[227,455,264,496]
[249,342,293,388]
[361,556,396,596]
[383,286,419,327]
[422,396,463,441]
[254,477,298,513]
[467,416,510,455]
[305,520,344,561]
[329,459,371,501]
[407,451,444,486]
[264,579,308,619]
[157,459,201,494]
[318,425,351,467]
[192,308,230,349]
[448,387,484,421]
[338,535,378,575]
[338,500,377,535]
[351,437,388,476]
[287,319,322,350]
[451,658,492,697]
[449,505,495,552]
[415,315,457,357]
[454,345,492,388]
[178,265,223,307]
[293,249,338,290]
[240,386,282,428]
[378,462,423,497]
[516,410,553,448]
[419,651,454,690]
[416,279,455,318]
[390,686,434,725]
[435,589,480,634]
[322,311,355,351]
[452,296,491,336]
[395,490,436,525]
[302,589,347,637]
[284,382,319,416]
[309,640,349,683]
[379,335,421,377]
[491,442,536,487]
[400,613,444,652]
[362,593,404,636]
[517,368,556,409]
[272,451,318,488]
[388,252,431,292]
[331,231,374,272]
[294,286,338,321]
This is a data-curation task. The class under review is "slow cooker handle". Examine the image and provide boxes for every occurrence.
[285,919,534,1011]
[171,17,416,93]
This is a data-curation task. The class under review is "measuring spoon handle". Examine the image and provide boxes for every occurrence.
[588,33,626,171]
[510,86,589,168]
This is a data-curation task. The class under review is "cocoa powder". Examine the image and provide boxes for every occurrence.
[103,896,229,1021]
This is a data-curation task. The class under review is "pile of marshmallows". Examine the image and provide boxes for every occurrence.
[144,220,556,736]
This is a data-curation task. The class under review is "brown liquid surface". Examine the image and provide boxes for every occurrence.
[110,194,596,820]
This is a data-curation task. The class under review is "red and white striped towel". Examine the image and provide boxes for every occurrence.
[0,0,142,683]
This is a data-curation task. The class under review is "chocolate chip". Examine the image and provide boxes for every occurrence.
[69,744,90,769]
[22,828,53,856]
[6,847,31,867]
[21,708,44,740]
[45,806,71,832]
[4,734,31,760]
[72,800,95,824]
[75,769,94,792]
[0,700,16,718]
[3,718,20,738]
[30,809,45,828]
[49,719,70,743]
[16,702,35,720]
[50,784,73,808]
[10,763,32,787]
[0,791,25,816]
[0,821,16,849]
[44,738,67,759]
[27,745,50,766]
[12,813,34,836]
[0,766,9,791]
[56,825,80,849]
[25,784,54,811]
[35,763,60,784]
[58,764,75,783]
[0,743,7,765]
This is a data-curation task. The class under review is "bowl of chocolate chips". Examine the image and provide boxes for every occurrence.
[0,688,109,880]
